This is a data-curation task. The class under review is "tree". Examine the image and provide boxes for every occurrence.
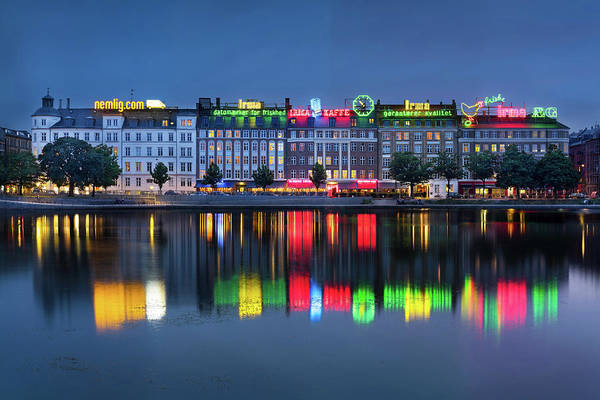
[309,162,327,191]
[389,152,432,197]
[0,153,10,194]
[467,151,497,198]
[433,151,463,195]
[495,145,536,198]
[39,137,91,196]
[201,162,223,190]
[150,162,170,194]
[87,145,122,196]
[252,165,274,191]
[6,152,41,195]
[534,145,580,198]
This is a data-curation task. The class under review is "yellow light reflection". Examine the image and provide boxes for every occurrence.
[93,282,146,332]
[239,272,262,319]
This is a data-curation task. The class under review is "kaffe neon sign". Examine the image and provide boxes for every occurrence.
[212,109,286,116]
[288,109,352,117]
[532,107,557,118]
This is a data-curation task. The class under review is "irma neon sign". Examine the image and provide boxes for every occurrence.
[404,99,430,110]
[532,107,557,118]
[238,99,262,109]
[288,109,352,117]
[212,109,285,117]
[94,98,166,112]
[497,104,526,118]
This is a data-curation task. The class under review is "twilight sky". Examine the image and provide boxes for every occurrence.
[1,0,598,131]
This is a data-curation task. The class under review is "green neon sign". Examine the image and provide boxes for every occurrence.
[532,107,557,119]
[212,109,286,117]
[382,109,453,118]
[484,93,505,105]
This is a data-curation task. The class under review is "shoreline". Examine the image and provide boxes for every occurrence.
[1,198,599,212]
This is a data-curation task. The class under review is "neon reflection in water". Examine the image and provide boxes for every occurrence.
[461,277,558,334]
[384,284,452,322]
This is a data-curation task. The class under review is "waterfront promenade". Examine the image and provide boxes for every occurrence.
[1,194,599,211]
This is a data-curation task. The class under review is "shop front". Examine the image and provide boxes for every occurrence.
[458,181,507,198]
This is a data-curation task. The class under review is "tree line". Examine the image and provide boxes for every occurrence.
[389,144,579,198]
[0,137,123,196]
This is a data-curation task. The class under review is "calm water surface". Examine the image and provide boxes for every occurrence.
[1,208,599,399]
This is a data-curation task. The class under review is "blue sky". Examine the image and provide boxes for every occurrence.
[1,0,598,130]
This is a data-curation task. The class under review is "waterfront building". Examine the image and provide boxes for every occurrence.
[0,127,31,155]
[286,98,378,193]
[196,97,288,191]
[569,125,600,195]
[31,93,196,193]
[376,99,459,197]
[457,101,569,197]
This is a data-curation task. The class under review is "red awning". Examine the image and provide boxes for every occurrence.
[287,179,313,189]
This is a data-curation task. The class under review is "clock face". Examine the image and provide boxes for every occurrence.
[352,95,374,116]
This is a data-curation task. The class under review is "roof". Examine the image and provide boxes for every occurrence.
[50,109,102,128]
[32,106,60,117]
[570,126,600,145]
[0,127,31,139]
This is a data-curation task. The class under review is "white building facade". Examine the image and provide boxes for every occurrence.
[31,94,196,193]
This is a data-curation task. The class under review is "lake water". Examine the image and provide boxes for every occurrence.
[0,208,599,399]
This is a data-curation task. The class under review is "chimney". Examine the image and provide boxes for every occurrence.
[59,99,63,109]
[285,97,290,110]
[67,98,71,110]
[216,97,220,108]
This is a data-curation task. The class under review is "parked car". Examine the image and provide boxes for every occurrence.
[569,192,586,199]
[447,192,463,199]
[164,190,177,195]
[190,191,207,196]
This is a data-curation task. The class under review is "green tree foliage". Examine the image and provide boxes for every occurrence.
[87,145,122,196]
[150,162,170,194]
[0,153,10,193]
[252,165,274,191]
[467,151,497,198]
[495,145,536,198]
[389,152,432,197]
[433,151,463,195]
[39,137,91,196]
[4,152,41,195]
[534,145,580,197]
[309,162,328,191]
[201,162,223,190]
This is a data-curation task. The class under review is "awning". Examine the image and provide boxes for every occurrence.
[378,181,401,189]
[287,179,313,189]
[195,180,236,189]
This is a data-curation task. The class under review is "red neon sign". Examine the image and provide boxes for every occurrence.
[357,179,377,189]
[322,109,351,117]
[497,105,526,118]
[288,109,352,117]
[288,109,311,117]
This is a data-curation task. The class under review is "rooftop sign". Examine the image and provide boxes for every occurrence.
[212,109,285,117]
[93,98,166,112]
[238,99,262,109]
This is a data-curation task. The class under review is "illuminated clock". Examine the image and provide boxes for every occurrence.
[352,95,374,117]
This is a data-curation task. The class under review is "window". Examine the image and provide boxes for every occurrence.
[147,133,152,141]
[125,177,130,187]
[147,147,152,156]
[168,162,174,172]
[169,147,174,156]
[125,147,130,156]
[125,162,131,172]
[135,162,141,172]
[147,162,152,172]
[135,178,141,186]
[463,143,470,152]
